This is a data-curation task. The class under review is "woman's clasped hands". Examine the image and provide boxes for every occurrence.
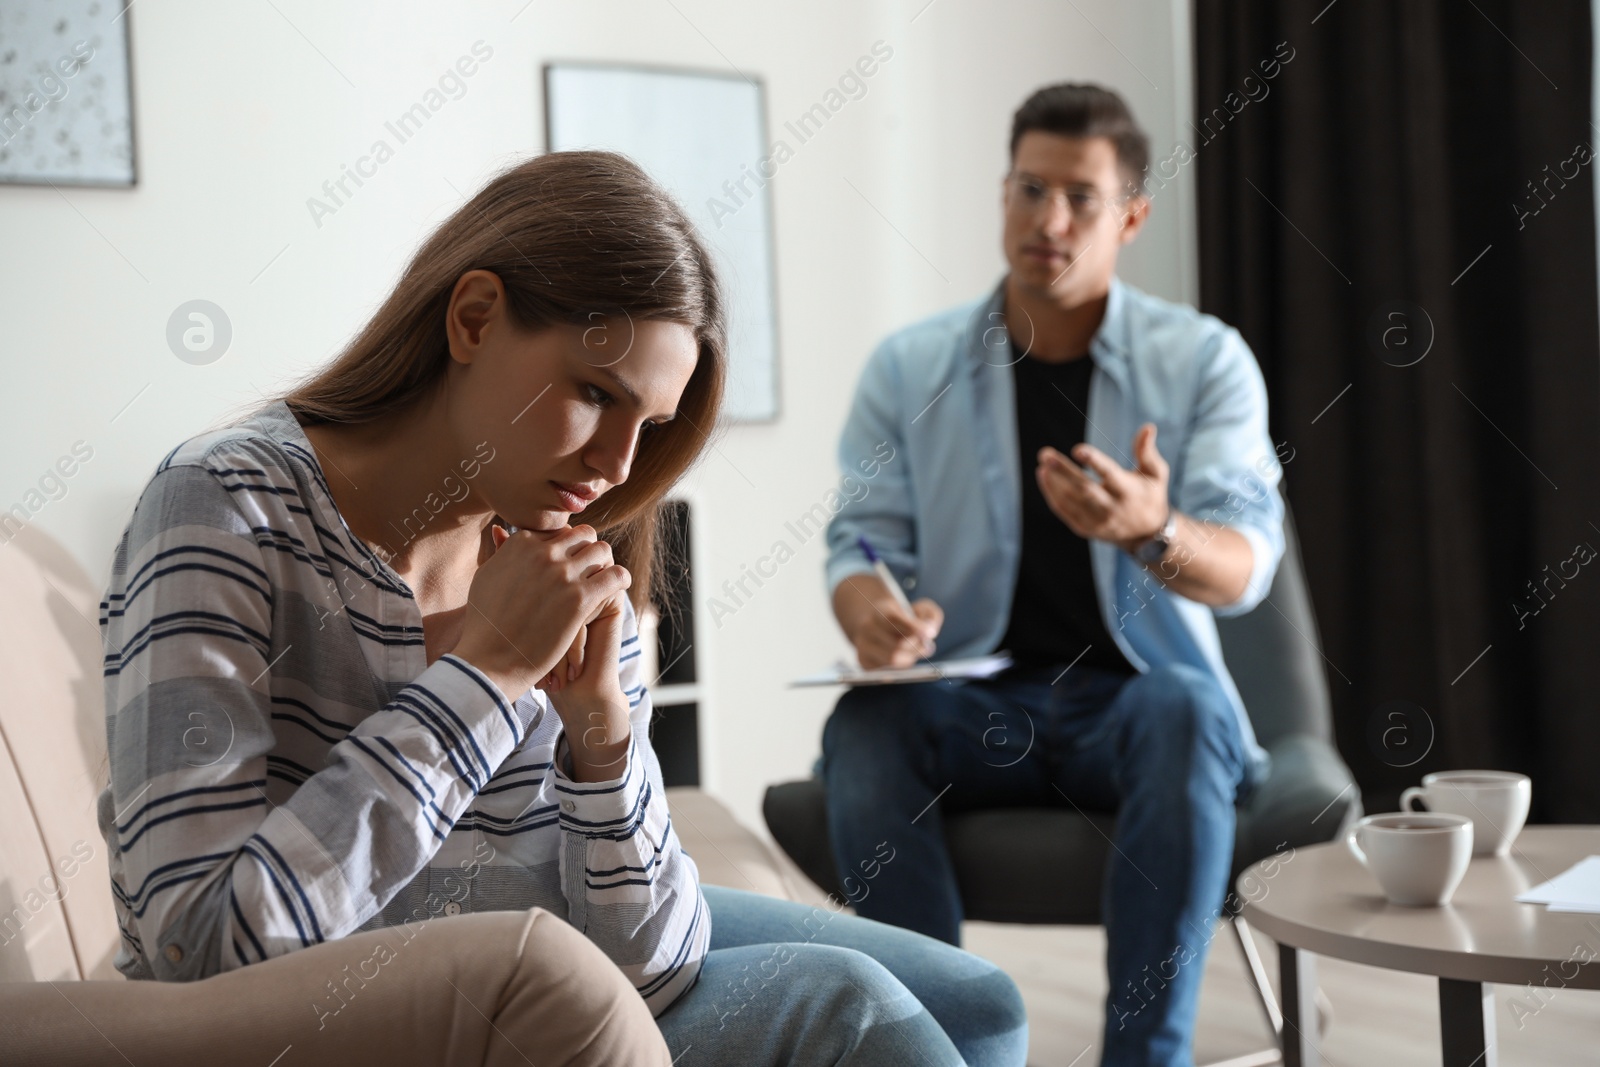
[451,523,634,781]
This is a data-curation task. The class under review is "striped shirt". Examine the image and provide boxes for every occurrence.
[93,399,709,1015]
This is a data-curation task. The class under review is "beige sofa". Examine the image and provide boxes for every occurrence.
[0,523,808,1065]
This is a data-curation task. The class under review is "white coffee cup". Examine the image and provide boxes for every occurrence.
[1345,813,1474,907]
[1401,770,1531,856]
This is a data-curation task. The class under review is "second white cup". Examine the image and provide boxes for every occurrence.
[1401,770,1531,856]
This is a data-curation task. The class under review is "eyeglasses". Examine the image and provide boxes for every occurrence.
[1005,172,1125,222]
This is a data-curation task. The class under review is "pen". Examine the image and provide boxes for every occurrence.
[857,535,917,617]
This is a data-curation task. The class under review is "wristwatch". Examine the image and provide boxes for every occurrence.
[1132,508,1178,565]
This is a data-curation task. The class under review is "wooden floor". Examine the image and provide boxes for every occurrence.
[962,920,1600,1066]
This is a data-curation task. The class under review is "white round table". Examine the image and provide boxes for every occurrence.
[1238,825,1600,1066]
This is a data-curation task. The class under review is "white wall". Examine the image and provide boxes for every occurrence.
[0,0,1195,835]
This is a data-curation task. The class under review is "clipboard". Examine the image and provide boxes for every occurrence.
[791,653,1013,688]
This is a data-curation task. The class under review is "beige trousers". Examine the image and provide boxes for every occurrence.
[0,907,672,1066]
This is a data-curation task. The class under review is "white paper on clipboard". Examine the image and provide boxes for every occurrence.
[791,653,1014,688]
[1518,855,1600,913]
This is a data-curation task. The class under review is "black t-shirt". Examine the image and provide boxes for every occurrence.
[997,344,1137,674]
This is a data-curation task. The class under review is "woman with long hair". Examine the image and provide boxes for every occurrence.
[95,150,1026,1064]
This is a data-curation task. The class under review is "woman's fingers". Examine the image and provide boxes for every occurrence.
[584,564,632,623]
[551,524,598,553]
[568,537,616,580]
[464,522,634,697]
[566,625,586,683]
[567,593,626,687]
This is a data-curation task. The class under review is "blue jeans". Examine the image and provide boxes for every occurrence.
[655,885,1028,1065]
[821,663,1250,1067]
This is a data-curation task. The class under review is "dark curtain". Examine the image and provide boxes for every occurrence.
[1194,0,1600,820]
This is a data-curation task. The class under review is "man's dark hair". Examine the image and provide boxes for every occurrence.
[1009,83,1150,194]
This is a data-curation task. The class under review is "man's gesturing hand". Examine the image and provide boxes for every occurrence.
[1037,421,1171,552]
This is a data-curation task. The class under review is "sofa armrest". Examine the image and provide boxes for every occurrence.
[0,907,668,1067]
[666,786,810,902]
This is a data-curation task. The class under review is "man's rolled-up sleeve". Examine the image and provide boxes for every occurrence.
[1176,327,1286,617]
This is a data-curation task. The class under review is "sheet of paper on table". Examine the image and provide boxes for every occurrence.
[791,653,1014,688]
[1516,854,1600,913]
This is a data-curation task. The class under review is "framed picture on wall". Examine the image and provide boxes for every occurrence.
[0,0,138,187]
[544,61,781,423]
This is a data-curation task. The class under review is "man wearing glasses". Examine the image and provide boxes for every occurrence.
[821,83,1286,1066]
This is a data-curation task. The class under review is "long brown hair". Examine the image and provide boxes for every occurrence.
[243,151,726,610]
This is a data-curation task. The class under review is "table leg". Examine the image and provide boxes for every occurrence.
[1278,943,1320,1067]
[1439,978,1497,1067]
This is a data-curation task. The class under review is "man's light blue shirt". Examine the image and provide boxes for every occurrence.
[824,275,1286,780]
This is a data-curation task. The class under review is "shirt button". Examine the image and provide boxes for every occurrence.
[443,901,461,916]
[164,944,184,964]
[561,799,576,813]
[904,576,917,590]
